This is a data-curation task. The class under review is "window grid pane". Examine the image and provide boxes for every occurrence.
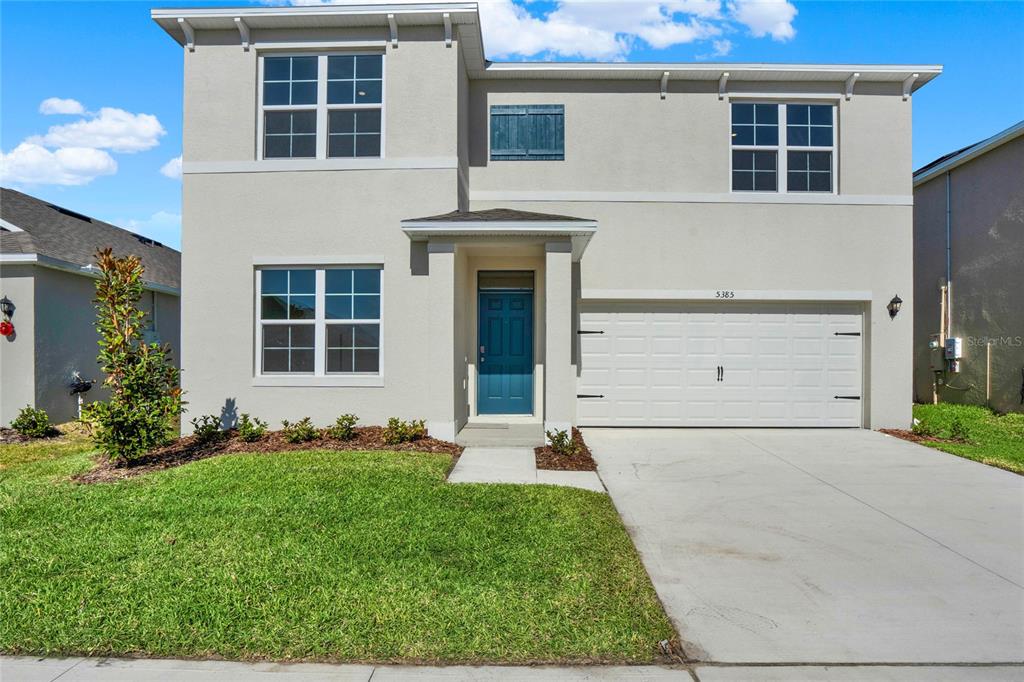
[263,56,318,106]
[732,150,777,192]
[262,324,315,373]
[326,323,380,374]
[786,104,833,147]
[264,111,316,159]
[787,151,832,193]
[260,269,316,319]
[328,110,382,159]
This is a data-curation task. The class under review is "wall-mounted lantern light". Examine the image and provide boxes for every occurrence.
[887,294,903,319]
[0,296,13,319]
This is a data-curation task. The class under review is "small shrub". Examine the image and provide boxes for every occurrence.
[190,414,224,444]
[328,413,358,440]
[949,416,971,443]
[237,413,268,442]
[912,419,937,438]
[10,406,54,438]
[281,417,318,443]
[546,428,581,457]
[383,417,426,444]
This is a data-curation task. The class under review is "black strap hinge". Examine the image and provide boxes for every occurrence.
[834,395,861,400]
[577,394,605,399]
[577,330,604,335]
[834,332,862,336]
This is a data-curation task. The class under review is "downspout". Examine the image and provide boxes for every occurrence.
[945,171,952,338]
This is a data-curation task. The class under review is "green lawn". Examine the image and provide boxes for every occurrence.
[912,404,1024,474]
[0,438,674,663]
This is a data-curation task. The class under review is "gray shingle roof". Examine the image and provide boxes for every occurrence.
[404,208,594,223]
[0,188,180,291]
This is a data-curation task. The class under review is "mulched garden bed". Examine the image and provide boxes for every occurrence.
[879,428,967,446]
[534,427,597,471]
[0,428,32,445]
[74,426,463,484]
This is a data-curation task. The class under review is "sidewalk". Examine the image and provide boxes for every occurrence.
[1,657,685,681]
[447,447,605,492]
[6,657,1023,681]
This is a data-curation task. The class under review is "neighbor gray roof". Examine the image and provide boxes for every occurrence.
[914,119,1024,186]
[0,188,180,291]
[404,208,594,223]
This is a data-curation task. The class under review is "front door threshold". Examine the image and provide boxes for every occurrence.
[456,421,545,447]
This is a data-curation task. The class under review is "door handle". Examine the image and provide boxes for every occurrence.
[716,365,723,382]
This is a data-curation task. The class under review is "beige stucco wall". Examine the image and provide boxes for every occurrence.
[913,135,1024,413]
[184,26,461,164]
[471,200,913,429]
[177,24,918,431]
[0,265,35,426]
[468,80,910,197]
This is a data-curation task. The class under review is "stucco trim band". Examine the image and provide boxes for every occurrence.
[470,191,913,206]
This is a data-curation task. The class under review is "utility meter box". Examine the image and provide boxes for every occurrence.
[944,337,963,360]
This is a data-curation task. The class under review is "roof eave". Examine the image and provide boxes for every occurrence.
[0,253,181,296]
[914,120,1024,186]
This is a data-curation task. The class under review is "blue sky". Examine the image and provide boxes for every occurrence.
[2,1,1022,250]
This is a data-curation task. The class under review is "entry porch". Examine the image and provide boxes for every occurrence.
[400,209,597,442]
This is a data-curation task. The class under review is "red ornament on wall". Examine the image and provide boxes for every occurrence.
[0,321,13,337]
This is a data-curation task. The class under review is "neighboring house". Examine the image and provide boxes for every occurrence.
[152,1,939,439]
[0,188,181,425]
[912,121,1024,414]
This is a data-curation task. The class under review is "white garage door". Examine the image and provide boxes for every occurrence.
[577,302,863,427]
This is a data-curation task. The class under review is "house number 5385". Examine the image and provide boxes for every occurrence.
[715,290,736,299]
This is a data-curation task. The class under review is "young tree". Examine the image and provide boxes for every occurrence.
[86,248,183,464]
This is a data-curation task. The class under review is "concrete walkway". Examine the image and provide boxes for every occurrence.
[447,446,605,492]
[6,656,1023,681]
[586,428,1024,665]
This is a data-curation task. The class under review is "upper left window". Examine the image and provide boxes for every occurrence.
[261,54,383,160]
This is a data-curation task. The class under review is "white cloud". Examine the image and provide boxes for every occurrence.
[119,211,182,249]
[160,155,182,180]
[269,0,796,59]
[39,97,85,115]
[28,107,166,153]
[0,143,117,186]
[697,38,734,59]
[729,0,797,41]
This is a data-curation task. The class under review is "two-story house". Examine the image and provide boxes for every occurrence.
[153,1,940,441]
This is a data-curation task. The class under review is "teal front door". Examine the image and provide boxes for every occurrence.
[477,291,534,414]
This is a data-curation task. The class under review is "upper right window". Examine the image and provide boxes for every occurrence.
[731,102,835,194]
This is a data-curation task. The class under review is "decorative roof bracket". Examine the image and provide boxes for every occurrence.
[902,72,919,101]
[443,12,452,47]
[234,17,250,51]
[718,71,729,100]
[845,72,860,100]
[178,17,195,52]
[660,71,669,100]
[387,13,398,48]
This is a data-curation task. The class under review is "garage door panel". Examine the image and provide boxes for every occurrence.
[578,302,863,428]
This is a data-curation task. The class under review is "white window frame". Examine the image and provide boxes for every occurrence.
[257,51,387,162]
[254,265,384,387]
[730,100,838,195]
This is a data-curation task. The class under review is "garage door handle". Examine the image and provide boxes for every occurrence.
[834,395,861,400]
[577,394,605,399]
[717,365,723,382]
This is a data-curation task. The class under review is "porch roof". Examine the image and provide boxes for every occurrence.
[400,208,597,260]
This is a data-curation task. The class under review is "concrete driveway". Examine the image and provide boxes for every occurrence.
[585,428,1024,665]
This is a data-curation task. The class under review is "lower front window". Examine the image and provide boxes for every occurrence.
[257,266,382,376]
